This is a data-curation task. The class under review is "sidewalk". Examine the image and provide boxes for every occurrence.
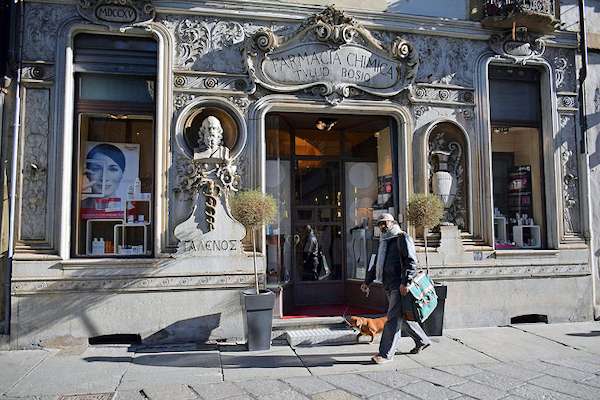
[1,322,600,400]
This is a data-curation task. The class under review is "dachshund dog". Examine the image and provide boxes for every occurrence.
[346,315,388,343]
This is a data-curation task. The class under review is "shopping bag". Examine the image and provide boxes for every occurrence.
[407,271,438,323]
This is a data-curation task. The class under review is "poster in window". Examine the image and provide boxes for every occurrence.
[80,141,140,219]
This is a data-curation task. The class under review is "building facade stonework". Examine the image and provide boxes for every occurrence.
[0,0,596,348]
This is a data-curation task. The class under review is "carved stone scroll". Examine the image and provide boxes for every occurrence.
[244,6,418,104]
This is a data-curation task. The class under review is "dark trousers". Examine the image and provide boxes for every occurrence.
[379,289,431,359]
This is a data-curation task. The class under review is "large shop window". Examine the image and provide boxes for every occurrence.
[489,66,546,250]
[265,113,396,284]
[72,34,157,257]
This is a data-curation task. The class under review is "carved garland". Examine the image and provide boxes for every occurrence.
[489,29,548,65]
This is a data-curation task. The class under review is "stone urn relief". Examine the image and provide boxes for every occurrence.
[428,130,465,228]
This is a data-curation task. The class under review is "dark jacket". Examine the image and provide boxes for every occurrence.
[365,232,418,290]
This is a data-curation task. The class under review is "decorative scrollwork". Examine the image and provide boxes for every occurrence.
[254,28,277,52]
[204,77,218,89]
[174,75,187,88]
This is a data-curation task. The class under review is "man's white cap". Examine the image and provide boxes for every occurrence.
[377,213,395,224]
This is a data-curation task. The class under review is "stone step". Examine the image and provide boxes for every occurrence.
[284,326,360,347]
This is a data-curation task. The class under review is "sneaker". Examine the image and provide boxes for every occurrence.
[371,354,393,364]
[409,343,430,354]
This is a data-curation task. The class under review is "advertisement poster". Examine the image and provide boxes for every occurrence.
[80,141,140,219]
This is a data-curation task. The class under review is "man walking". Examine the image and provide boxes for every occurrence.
[361,213,431,364]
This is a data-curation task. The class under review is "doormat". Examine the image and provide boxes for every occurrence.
[283,304,383,319]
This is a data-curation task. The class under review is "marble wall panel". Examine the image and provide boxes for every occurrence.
[18,88,50,243]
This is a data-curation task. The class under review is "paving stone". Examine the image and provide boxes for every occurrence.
[467,371,527,391]
[236,379,291,397]
[320,374,391,397]
[513,360,592,381]
[142,384,197,400]
[283,376,337,395]
[367,390,420,400]
[400,381,462,400]
[114,390,145,400]
[580,374,600,388]
[529,375,600,400]
[0,350,54,396]
[474,363,543,381]
[542,357,600,374]
[311,390,361,400]
[360,370,420,389]
[510,383,581,400]
[258,388,310,400]
[450,381,508,400]
[405,367,467,387]
[191,382,246,400]
[433,364,484,377]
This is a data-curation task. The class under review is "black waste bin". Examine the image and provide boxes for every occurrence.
[422,283,447,336]
[242,289,275,351]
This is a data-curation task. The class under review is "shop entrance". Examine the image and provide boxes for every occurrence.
[265,112,397,316]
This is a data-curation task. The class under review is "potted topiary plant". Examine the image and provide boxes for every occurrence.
[230,190,277,350]
[406,193,447,336]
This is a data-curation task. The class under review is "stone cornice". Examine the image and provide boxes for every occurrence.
[25,0,578,47]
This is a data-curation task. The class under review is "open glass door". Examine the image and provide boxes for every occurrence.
[265,112,396,316]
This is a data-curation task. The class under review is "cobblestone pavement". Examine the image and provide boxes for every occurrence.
[1,322,600,400]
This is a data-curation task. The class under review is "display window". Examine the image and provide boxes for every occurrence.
[71,34,157,257]
[264,113,396,285]
[489,66,546,249]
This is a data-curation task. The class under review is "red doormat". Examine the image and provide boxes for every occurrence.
[283,304,384,319]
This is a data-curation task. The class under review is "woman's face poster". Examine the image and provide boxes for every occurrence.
[81,142,140,217]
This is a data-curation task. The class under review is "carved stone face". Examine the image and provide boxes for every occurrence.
[199,116,224,150]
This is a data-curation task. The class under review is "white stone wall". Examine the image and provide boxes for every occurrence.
[560,0,600,33]
[586,51,600,308]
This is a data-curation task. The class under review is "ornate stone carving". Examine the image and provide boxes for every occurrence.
[227,96,251,114]
[77,0,155,31]
[489,28,548,65]
[396,34,487,86]
[174,116,245,256]
[430,263,589,280]
[558,114,580,235]
[20,89,50,241]
[546,47,577,92]
[244,6,418,105]
[172,73,253,93]
[161,17,245,70]
[558,94,577,109]
[428,131,466,229]
[595,87,600,113]
[174,93,196,110]
[414,105,430,119]
[409,85,475,106]
[11,273,263,294]
[24,3,78,61]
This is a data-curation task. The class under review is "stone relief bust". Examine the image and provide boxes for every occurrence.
[194,116,230,160]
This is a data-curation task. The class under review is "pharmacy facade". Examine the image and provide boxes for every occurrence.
[1,0,596,347]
